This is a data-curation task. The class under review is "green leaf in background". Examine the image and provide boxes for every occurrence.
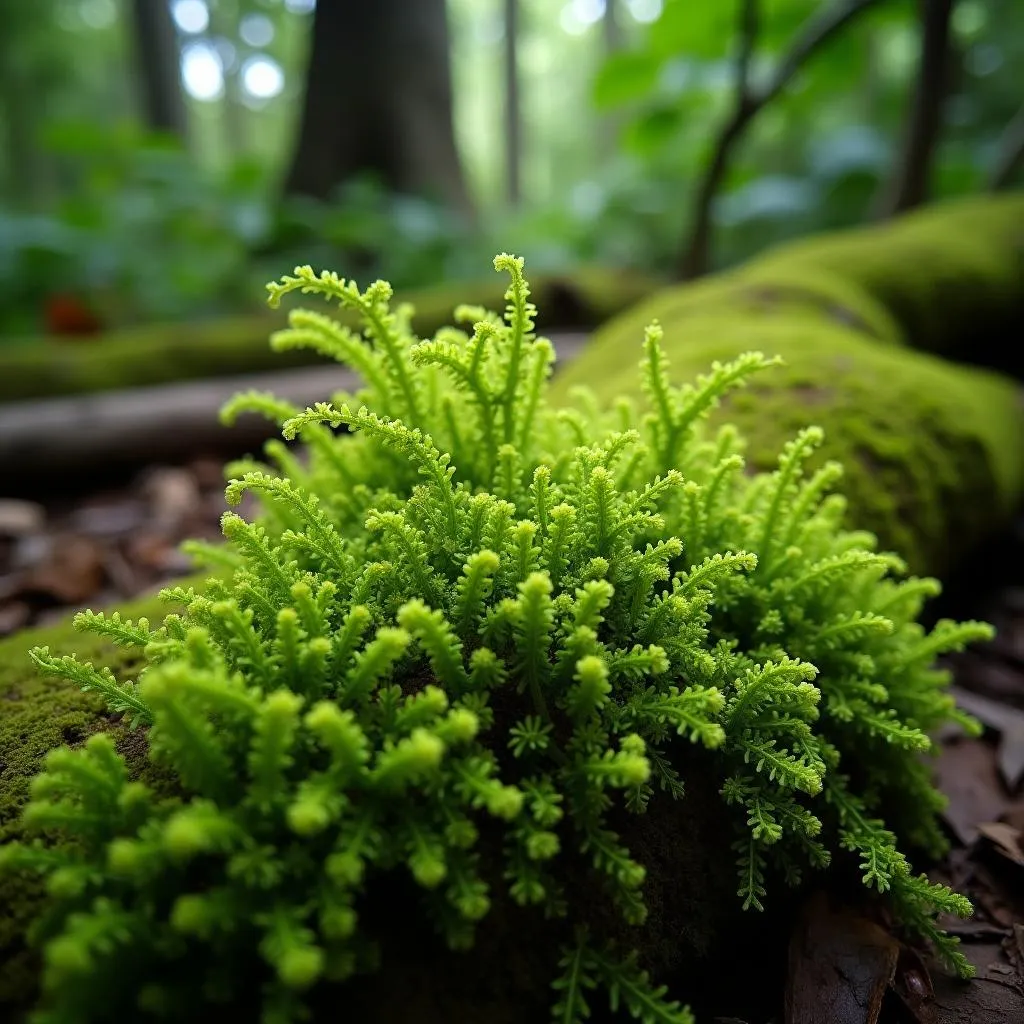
[593,51,664,110]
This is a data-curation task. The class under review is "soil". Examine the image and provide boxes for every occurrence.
[1,461,1023,1024]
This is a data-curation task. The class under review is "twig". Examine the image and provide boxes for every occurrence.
[874,0,955,218]
[678,0,883,280]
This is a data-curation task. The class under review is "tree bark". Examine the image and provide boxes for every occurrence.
[129,0,188,139]
[504,0,521,207]
[873,0,955,218]
[284,0,473,219]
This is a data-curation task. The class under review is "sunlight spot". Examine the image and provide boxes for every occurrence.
[79,0,116,29]
[561,0,605,35]
[181,41,224,101]
[172,0,209,35]
[240,13,275,48]
[284,0,316,13]
[626,0,663,24]
[241,55,285,99]
[952,1,987,39]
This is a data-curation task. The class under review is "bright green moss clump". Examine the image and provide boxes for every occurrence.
[1,258,992,1023]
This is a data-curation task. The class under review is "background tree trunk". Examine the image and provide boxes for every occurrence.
[873,0,954,218]
[600,0,623,158]
[504,0,522,207]
[206,0,248,160]
[678,0,881,280]
[129,0,188,139]
[284,0,473,219]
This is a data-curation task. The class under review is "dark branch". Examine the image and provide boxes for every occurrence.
[874,0,955,218]
[759,0,883,108]
[678,0,882,280]
[989,103,1024,191]
[736,0,761,104]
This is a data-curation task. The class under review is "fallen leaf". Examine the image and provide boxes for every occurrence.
[976,822,1024,867]
[950,687,1024,735]
[785,891,899,1024]
[928,938,1024,1023]
[891,946,935,1024]
[933,738,1011,846]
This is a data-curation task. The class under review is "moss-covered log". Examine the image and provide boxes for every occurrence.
[1,198,1023,1021]
[551,194,1024,576]
[0,268,659,405]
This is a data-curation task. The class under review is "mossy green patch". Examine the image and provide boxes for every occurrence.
[553,194,1024,576]
[0,575,212,1017]
[748,193,1024,359]
[0,270,659,405]
[552,312,1024,577]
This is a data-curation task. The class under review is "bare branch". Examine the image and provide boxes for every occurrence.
[989,103,1024,191]
[678,0,883,280]
[736,0,761,105]
[874,0,955,218]
[759,0,883,108]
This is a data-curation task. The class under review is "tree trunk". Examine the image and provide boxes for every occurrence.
[284,0,473,219]
[129,0,188,139]
[504,0,522,207]
[599,0,623,158]
[873,0,954,218]
[206,0,248,160]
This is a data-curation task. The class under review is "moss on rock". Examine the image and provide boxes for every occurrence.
[0,576,210,1017]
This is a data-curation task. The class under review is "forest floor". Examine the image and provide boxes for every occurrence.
[1,461,1022,1024]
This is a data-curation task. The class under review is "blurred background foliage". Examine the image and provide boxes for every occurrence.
[0,0,1021,337]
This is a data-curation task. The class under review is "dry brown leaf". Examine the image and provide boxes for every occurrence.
[977,822,1024,867]
[785,891,899,1024]
[934,739,1012,846]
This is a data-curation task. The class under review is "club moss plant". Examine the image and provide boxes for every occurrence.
[1,256,990,1023]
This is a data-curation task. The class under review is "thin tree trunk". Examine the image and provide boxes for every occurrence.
[600,0,623,158]
[284,0,472,219]
[206,2,247,160]
[504,0,521,207]
[129,0,188,139]
[873,0,954,218]
[989,104,1024,190]
[678,0,881,280]
[602,0,622,52]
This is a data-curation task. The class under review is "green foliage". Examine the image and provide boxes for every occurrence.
[4,255,986,1022]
